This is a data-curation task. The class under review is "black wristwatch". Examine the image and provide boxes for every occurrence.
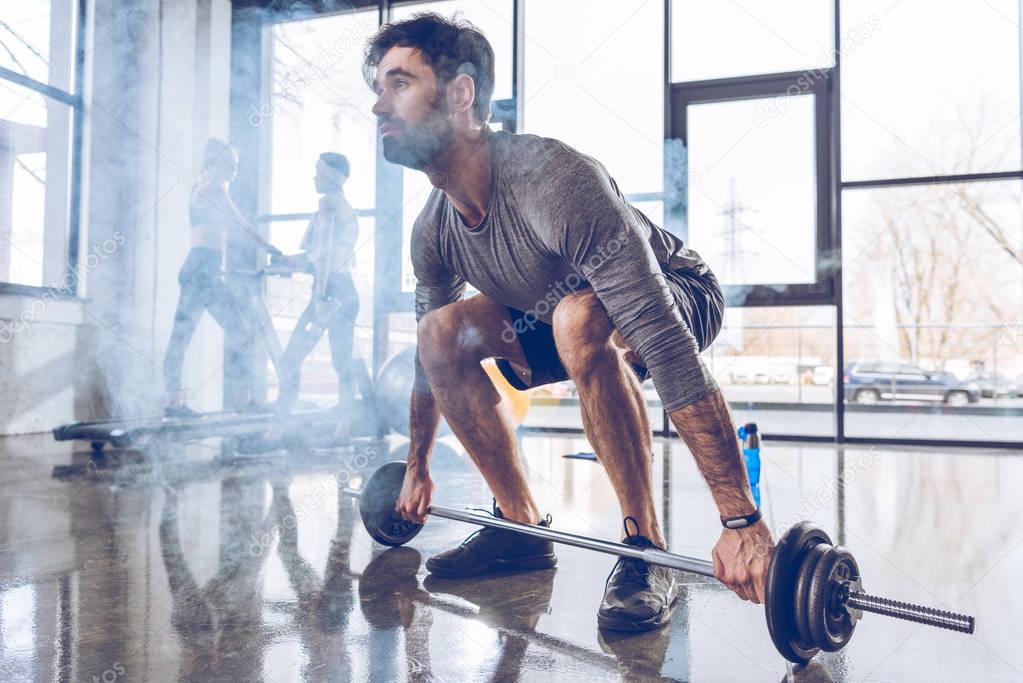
[721,508,762,529]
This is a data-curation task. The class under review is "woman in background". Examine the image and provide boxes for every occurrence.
[162,138,280,417]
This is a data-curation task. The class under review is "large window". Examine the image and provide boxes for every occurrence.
[843,181,1023,441]
[262,9,379,405]
[252,1,1023,447]
[686,95,818,286]
[836,0,1023,446]
[668,0,1023,446]
[671,0,833,82]
[0,0,81,291]
[841,0,1020,181]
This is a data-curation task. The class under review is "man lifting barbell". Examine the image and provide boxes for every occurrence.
[364,13,772,631]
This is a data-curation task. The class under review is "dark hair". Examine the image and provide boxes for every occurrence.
[363,12,495,124]
[319,152,350,177]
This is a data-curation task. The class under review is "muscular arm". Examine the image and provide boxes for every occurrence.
[409,215,466,472]
[671,391,757,517]
[407,391,443,475]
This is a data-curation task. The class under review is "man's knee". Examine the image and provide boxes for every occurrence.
[417,305,486,375]
[552,291,615,369]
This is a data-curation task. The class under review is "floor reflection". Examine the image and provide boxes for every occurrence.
[0,433,1018,681]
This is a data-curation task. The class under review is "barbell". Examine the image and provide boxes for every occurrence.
[343,461,975,664]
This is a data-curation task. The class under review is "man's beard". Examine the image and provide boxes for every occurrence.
[380,109,454,171]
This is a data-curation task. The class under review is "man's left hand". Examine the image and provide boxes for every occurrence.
[711,519,775,604]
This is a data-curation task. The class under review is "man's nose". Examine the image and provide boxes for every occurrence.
[371,94,390,117]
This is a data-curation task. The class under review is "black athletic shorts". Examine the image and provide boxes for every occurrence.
[496,270,724,391]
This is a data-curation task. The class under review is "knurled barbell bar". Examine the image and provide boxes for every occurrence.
[342,461,975,664]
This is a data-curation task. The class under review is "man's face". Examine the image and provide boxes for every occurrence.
[371,47,453,170]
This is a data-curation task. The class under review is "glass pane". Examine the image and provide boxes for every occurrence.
[0,79,72,287]
[524,0,663,195]
[841,0,1021,180]
[0,0,77,91]
[264,214,376,407]
[843,181,1023,442]
[391,0,514,101]
[687,95,817,285]
[671,0,833,82]
[266,10,378,407]
[269,11,378,217]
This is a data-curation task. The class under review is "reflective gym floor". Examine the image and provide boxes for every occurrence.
[0,433,1019,682]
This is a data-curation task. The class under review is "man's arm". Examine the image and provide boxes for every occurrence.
[396,226,465,522]
[408,224,466,472]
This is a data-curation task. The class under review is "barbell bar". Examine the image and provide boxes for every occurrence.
[343,461,975,663]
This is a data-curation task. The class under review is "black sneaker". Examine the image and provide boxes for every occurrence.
[425,504,558,579]
[597,517,679,632]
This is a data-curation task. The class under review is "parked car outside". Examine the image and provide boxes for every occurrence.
[843,361,980,406]
[964,371,1014,398]
[812,366,834,386]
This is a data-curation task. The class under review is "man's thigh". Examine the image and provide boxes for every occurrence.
[427,294,529,368]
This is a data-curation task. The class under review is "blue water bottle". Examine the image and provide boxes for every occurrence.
[738,422,761,507]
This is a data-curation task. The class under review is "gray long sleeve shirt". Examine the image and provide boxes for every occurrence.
[412,131,717,412]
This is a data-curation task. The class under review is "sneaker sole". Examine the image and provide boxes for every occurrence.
[426,553,558,579]
[597,590,680,632]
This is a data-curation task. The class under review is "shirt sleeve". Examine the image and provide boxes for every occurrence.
[411,216,466,394]
[531,146,716,411]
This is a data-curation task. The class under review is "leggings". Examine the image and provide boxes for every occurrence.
[163,247,251,398]
[276,272,360,415]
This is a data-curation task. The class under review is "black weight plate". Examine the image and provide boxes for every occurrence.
[359,461,424,546]
[794,543,831,650]
[765,522,832,664]
[807,545,860,653]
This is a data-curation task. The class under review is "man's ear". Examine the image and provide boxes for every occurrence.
[447,73,476,117]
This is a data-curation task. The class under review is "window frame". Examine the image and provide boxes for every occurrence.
[0,0,87,298]
[669,69,836,308]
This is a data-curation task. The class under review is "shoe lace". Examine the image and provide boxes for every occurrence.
[605,516,653,586]
[457,499,502,547]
